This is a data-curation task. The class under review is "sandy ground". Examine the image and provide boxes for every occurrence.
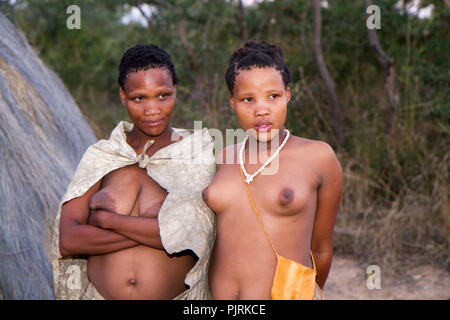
[322,256,450,300]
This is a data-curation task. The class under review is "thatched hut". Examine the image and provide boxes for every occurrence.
[0,13,96,299]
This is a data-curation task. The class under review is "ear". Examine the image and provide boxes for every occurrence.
[229,95,236,111]
[119,88,126,106]
[285,86,291,104]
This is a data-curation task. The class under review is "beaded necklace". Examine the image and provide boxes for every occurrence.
[239,129,290,184]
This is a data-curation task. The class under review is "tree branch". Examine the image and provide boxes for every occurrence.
[178,16,198,72]
[312,0,344,145]
[237,0,249,41]
[254,6,272,40]
[365,0,398,134]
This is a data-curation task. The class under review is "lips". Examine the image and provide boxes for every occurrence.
[143,119,163,127]
[255,120,272,131]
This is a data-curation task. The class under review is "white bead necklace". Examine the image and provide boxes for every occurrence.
[239,129,290,184]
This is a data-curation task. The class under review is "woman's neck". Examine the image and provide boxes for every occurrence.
[126,124,174,155]
[246,128,288,156]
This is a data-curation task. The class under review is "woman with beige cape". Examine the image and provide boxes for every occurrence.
[51,44,216,300]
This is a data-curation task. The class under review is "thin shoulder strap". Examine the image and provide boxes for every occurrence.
[240,167,279,257]
[310,250,317,271]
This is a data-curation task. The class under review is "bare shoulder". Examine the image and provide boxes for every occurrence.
[288,135,342,176]
[289,135,335,156]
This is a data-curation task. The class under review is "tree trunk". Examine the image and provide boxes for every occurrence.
[178,16,217,127]
[312,0,344,145]
[365,0,398,134]
[238,0,249,41]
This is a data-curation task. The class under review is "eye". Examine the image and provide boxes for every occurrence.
[242,97,253,102]
[158,92,172,100]
[269,93,280,99]
[132,96,144,102]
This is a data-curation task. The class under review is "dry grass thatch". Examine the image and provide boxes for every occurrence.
[0,13,96,299]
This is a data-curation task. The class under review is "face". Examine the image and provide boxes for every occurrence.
[120,68,176,137]
[230,67,290,142]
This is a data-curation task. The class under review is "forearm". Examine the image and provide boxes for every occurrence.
[102,213,164,250]
[59,223,139,257]
[312,249,333,289]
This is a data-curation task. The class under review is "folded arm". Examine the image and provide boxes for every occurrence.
[59,180,140,257]
[88,209,164,250]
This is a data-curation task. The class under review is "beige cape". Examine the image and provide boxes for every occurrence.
[51,121,216,299]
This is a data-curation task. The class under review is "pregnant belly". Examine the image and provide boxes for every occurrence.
[87,245,196,299]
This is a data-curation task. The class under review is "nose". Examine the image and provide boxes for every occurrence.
[143,101,161,116]
[254,101,270,117]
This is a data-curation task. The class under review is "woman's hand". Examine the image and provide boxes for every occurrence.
[88,209,116,229]
[59,180,140,257]
[87,208,163,250]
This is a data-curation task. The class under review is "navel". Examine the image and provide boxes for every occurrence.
[279,188,294,206]
[128,278,137,286]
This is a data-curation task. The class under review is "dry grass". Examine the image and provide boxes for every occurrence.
[334,116,449,274]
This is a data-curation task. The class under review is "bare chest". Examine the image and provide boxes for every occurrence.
[207,160,319,218]
[90,164,167,217]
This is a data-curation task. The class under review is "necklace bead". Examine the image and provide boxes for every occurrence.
[239,129,290,184]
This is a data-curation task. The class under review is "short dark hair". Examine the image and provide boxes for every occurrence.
[225,40,291,94]
[118,44,179,90]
